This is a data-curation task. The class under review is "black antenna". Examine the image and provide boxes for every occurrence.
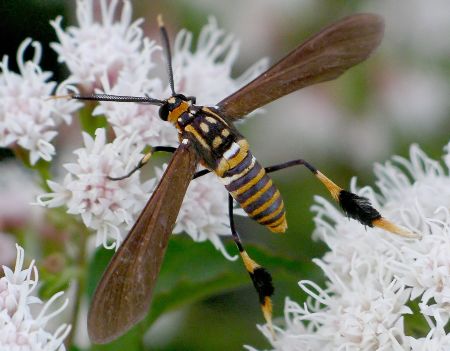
[157,15,176,96]
[70,93,164,105]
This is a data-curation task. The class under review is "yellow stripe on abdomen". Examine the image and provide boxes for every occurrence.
[217,144,287,233]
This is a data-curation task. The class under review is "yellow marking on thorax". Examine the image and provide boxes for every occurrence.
[205,116,217,124]
[168,101,189,124]
[202,107,228,125]
[185,125,210,151]
[216,139,249,177]
[212,136,222,148]
[199,122,209,133]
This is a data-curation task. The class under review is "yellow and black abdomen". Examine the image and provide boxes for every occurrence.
[183,107,287,233]
[220,147,287,233]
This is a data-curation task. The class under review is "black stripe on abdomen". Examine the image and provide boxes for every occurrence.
[220,150,287,233]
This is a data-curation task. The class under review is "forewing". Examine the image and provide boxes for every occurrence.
[217,14,384,120]
[88,142,198,344]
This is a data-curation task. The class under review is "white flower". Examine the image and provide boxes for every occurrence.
[170,169,234,260]
[40,0,270,256]
[36,128,235,257]
[409,313,450,350]
[373,144,450,234]
[0,244,70,351]
[391,214,450,323]
[94,16,268,149]
[98,16,268,255]
[0,39,80,165]
[251,142,450,350]
[37,128,154,250]
[92,72,176,150]
[172,16,269,105]
[252,261,411,351]
[42,3,270,256]
[50,0,155,91]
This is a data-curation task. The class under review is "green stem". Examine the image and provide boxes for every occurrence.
[34,160,52,192]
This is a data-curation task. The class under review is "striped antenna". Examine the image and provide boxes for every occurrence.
[70,93,164,105]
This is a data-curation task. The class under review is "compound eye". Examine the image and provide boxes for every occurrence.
[159,104,169,121]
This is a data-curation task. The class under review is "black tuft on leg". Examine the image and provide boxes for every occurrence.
[249,267,275,305]
[338,190,381,227]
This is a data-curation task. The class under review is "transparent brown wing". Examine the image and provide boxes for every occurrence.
[88,142,198,344]
[217,13,384,120]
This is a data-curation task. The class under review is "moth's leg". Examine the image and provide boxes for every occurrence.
[108,146,177,181]
[228,194,275,335]
[193,169,210,179]
[264,158,416,238]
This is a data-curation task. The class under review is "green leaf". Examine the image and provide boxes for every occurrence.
[79,104,108,136]
[87,247,114,299]
[89,327,143,351]
[404,299,431,337]
[39,267,76,300]
[145,236,315,325]
[86,235,311,346]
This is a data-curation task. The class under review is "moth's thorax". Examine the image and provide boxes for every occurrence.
[172,107,238,171]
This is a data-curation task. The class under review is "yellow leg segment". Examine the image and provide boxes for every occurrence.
[240,250,275,337]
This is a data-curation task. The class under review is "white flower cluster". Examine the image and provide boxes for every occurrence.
[171,170,233,260]
[37,128,153,249]
[249,142,450,350]
[37,0,267,255]
[172,16,269,106]
[50,0,155,91]
[0,245,70,351]
[0,39,80,165]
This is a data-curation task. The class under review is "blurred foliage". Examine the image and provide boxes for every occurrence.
[86,236,319,350]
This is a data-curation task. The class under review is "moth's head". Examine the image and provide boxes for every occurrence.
[158,94,194,124]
